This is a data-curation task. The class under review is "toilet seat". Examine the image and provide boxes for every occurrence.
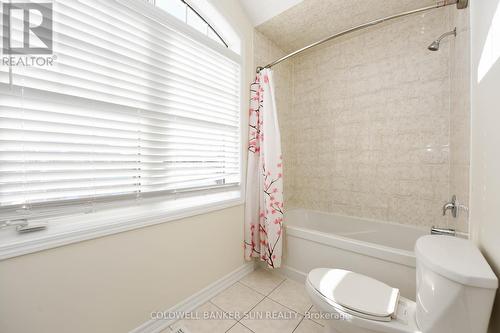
[307,268,400,322]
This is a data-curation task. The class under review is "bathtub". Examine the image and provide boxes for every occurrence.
[281,209,429,299]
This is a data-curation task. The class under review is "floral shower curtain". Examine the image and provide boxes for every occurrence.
[244,69,284,269]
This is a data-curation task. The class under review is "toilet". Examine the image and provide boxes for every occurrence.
[306,235,498,333]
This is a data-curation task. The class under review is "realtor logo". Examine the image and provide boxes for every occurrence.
[2,2,53,55]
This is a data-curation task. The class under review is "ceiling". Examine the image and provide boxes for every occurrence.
[255,0,437,52]
[238,0,304,26]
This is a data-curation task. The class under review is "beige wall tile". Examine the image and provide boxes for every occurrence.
[254,2,471,231]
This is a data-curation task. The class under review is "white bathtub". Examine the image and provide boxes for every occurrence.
[282,209,429,299]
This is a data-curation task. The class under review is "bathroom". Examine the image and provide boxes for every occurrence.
[0,0,499,332]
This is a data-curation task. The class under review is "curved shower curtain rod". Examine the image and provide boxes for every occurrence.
[256,0,469,73]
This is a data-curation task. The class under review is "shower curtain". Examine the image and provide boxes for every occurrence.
[244,69,284,269]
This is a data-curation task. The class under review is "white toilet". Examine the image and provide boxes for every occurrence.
[306,235,498,333]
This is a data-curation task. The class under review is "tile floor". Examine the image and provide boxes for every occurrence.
[162,269,326,333]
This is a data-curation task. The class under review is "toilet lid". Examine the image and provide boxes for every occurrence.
[308,268,400,320]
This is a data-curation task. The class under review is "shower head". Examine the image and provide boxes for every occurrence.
[427,28,457,51]
[457,0,469,10]
[428,40,441,51]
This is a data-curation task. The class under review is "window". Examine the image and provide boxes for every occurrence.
[0,0,241,228]
[153,0,228,47]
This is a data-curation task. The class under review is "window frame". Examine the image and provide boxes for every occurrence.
[147,0,229,48]
[0,0,245,260]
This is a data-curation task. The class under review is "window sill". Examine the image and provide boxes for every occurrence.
[0,190,243,261]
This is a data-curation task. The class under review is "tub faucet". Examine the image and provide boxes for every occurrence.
[431,226,456,236]
[443,195,458,218]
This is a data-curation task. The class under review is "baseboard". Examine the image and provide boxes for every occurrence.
[274,264,308,283]
[130,262,255,333]
[254,261,308,284]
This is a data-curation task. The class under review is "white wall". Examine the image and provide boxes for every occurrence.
[239,0,303,26]
[470,0,500,331]
[0,1,254,332]
[0,206,244,333]
[449,4,471,233]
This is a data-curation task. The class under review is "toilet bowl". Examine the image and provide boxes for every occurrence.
[306,235,498,333]
[306,269,419,333]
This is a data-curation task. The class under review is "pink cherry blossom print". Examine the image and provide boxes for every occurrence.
[244,69,284,269]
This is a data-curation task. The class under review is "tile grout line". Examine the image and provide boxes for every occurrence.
[235,275,318,332]
[236,281,269,298]
[231,277,287,330]
[204,275,271,332]
[243,279,326,330]
[304,304,326,327]
[208,301,253,333]
[263,295,308,318]
[266,276,287,296]
[263,280,315,320]
[291,315,306,333]
[230,294,267,332]
[175,271,312,333]
[239,273,287,298]
[238,322,256,333]
[223,322,239,333]
[292,305,317,333]
[239,278,309,333]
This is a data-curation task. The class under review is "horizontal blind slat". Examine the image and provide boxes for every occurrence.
[0,161,239,172]
[0,0,241,215]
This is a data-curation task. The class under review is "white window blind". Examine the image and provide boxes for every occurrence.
[0,0,241,222]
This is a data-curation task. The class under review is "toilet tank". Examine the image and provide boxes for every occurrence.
[414,235,498,333]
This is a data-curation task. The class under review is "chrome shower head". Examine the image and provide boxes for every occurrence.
[457,0,469,10]
[428,28,457,51]
[428,40,441,51]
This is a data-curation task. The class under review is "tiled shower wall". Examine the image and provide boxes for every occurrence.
[253,31,295,203]
[254,7,470,231]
